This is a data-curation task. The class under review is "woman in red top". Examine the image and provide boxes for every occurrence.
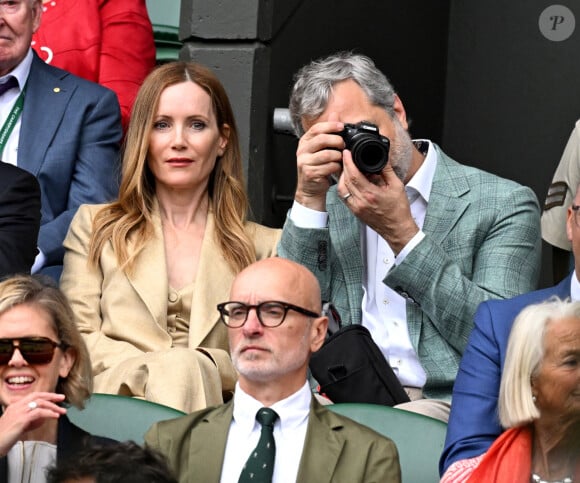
[32,0,156,131]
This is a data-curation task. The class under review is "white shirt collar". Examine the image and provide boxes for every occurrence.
[232,381,312,434]
[0,48,33,90]
[406,139,437,203]
[570,270,580,301]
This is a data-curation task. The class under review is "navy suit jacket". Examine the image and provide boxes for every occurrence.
[440,275,571,474]
[0,161,40,276]
[17,52,122,267]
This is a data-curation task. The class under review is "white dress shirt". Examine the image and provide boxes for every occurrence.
[0,48,33,165]
[7,440,56,483]
[570,270,580,300]
[220,382,311,483]
[289,140,438,388]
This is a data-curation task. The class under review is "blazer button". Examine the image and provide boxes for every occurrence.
[398,290,418,305]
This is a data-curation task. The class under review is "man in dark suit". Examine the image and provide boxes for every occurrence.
[145,257,401,483]
[0,0,122,277]
[440,182,580,477]
[0,161,40,277]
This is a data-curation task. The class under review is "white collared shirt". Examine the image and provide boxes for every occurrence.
[0,48,33,165]
[289,140,438,388]
[220,382,311,483]
[570,270,580,300]
[7,440,56,483]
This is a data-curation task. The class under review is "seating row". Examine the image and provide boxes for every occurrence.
[69,394,447,482]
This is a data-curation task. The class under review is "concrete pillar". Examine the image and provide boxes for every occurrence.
[179,0,302,224]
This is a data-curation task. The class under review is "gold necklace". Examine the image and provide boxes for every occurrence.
[18,441,39,483]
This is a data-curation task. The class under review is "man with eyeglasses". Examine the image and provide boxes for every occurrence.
[145,257,401,483]
[440,183,580,478]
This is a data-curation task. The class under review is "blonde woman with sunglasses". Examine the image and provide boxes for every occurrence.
[0,275,112,482]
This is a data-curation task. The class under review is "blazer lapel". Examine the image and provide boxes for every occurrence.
[296,400,345,483]
[123,207,236,342]
[56,415,92,462]
[126,206,169,330]
[423,147,471,245]
[188,211,236,346]
[405,147,470,350]
[187,401,233,481]
[18,52,74,175]
[557,273,573,298]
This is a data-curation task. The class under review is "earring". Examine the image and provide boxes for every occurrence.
[532,395,537,403]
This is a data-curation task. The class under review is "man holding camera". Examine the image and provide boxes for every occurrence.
[278,51,541,420]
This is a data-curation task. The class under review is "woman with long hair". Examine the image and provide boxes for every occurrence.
[60,62,280,412]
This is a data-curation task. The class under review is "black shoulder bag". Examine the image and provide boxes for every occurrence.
[309,304,410,406]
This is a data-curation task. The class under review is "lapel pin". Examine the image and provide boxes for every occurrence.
[53,87,61,93]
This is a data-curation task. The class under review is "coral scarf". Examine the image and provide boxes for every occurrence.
[467,426,580,483]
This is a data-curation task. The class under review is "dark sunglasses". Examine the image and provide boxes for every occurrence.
[0,337,67,365]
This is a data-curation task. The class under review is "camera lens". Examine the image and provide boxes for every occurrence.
[339,122,390,174]
[351,139,389,174]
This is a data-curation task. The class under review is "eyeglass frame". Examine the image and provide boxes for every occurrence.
[0,337,67,365]
[571,205,580,227]
[216,300,320,328]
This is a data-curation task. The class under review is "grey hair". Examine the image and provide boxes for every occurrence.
[288,51,397,137]
[498,296,580,428]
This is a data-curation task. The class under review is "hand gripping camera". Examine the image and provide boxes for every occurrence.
[338,121,390,174]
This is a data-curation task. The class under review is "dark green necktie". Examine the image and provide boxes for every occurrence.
[238,407,279,483]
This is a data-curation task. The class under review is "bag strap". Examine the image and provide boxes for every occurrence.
[322,302,342,335]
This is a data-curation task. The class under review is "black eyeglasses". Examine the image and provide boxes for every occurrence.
[216,301,320,328]
[0,337,66,365]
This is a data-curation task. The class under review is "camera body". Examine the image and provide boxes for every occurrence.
[338,121,390,174]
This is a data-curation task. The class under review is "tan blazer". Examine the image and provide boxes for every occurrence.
[61,203,281,380]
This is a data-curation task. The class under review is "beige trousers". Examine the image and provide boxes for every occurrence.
[93,348,236,413]
[394,387,451,423]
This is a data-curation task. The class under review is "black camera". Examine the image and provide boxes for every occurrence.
[338,121,390,174]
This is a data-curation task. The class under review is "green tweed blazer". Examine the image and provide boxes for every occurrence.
[278,144,541,399]
[145,398,401,483]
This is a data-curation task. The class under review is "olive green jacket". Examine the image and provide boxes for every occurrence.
[145,398,401,483]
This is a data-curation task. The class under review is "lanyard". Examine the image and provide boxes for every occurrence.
[0,85,26,158]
